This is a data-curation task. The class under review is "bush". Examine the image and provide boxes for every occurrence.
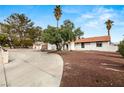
[3,44,9,47]
[13,38,21,47]
[118,39,124,57]
[21,39,33,48]
[12,37,33,48]
[0,33,7,46]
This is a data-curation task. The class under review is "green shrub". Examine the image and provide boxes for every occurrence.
[118,39,124,57]
[3,44,9,47]
[0,33,7,46]
[13,38,21,47]
[21,39,33,47]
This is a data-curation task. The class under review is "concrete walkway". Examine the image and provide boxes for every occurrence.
[0,49,63,87]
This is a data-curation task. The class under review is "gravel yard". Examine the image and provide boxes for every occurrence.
[58,51,124,87]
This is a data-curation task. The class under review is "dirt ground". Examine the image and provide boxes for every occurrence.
[57,51,124,87]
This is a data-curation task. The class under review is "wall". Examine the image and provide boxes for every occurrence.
[75,42,118,52]
[33,44,42,50]
[68,42,75,50]
[47,42,75,51]
[0,49,9,64]
[47,43,56,50]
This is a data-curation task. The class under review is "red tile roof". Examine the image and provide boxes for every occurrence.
[75,36,111,43]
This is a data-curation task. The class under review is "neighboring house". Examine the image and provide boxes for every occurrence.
[75,36,118,52]
[33,42,42,50]
[47,36,118,52]
[33,42,47,50]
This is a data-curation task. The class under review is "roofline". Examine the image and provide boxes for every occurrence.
[80,35,110,39]
[75,36,111,43]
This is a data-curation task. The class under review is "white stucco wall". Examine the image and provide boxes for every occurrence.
[47,41,118,52]
[47,43,56,50]
[48,42,75,51]
[68,42,75,50]
[75,42,118,52]
[0,49,9,64]
[33,44,42,50]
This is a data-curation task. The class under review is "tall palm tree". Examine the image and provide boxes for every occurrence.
[105,19,114,44]
[54,5,62,28]
[105,19,114,37]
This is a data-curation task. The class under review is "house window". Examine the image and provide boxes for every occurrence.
[81,43,85,48]
[96,42,102,47]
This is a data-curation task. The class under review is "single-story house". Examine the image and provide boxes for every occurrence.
[33,42,47,50]
[74,36,118,52]
[33,36,118,52]
[33,42,42,50]
[48,36,118,52]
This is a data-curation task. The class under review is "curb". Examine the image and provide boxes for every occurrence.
[0,54,7,87]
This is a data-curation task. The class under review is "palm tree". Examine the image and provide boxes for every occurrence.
[105,19,114,37]
[54,5,62,28]
[105,19,114,44]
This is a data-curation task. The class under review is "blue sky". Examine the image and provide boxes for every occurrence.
[0,5,124,42]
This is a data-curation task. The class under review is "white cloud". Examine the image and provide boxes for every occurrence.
[93,7,114,14]
[99,13,113,21]
[96,7,116,21]
[81,14,94,19]
[75,6,120,29]
[84,20,98,28]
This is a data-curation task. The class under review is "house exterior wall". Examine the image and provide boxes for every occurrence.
[47,42,75,51]
[75,42,118,52]
[47,43,56,50]
[33,44,42,50]
[47,41,118,52]
[68,42,75,50]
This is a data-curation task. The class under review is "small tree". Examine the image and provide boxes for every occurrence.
[74,27,84,40]
[60,20,74,50]
[41,25,62,51]
[41,20,84,51]
[118,39,124,57]
[28,26,42,43]
[60,20,84,50]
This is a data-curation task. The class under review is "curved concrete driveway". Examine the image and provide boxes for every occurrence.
[3,49,63,87]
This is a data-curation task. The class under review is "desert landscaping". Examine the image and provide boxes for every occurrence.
[58,51,124,87]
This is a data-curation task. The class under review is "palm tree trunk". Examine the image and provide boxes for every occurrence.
[57,20,59,29]
[108,30,111,44]
[108,30,110,36]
